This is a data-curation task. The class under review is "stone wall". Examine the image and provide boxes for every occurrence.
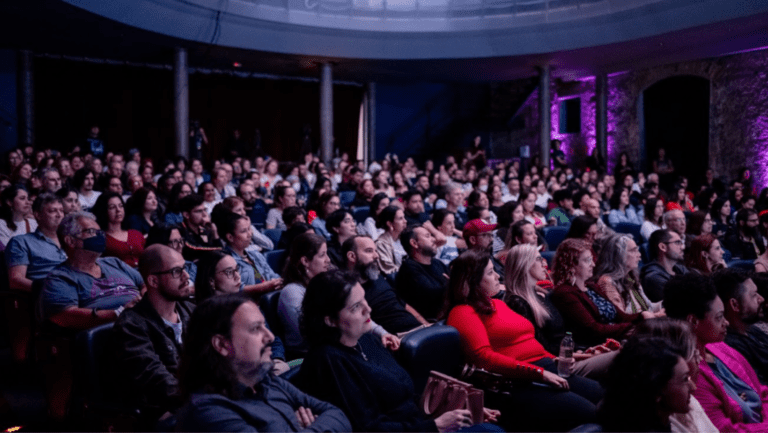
[495,48,768,192]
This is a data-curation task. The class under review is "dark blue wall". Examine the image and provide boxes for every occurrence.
[0,49,18,156]
[375,82,488,162]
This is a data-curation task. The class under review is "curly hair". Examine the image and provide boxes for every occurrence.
[593,233,640,305]
[91,191,125,230]
[551,238,591,285]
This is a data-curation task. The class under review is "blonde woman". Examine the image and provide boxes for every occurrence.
[505,244,616,379]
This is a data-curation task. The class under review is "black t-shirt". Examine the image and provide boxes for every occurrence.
[725,326,768,385]
[404,212,429,227]
[395,257,449,322]
[362,277,421,334]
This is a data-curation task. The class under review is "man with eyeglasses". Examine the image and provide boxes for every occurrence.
[663,206,687,239]
[641,229,689,302]
[40,211,143,331]
[724,208,767,261]
[113,244,195,425]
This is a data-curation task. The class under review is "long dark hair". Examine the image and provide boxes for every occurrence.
[442,249,495,318]
[125,186,156,217]
[301,270,359,347]
[0,184,27,231]
[283,232,326,285]
[566,215,597,240]
[91,191,124,230]
[179,293,254,400]
[599,337,683,432]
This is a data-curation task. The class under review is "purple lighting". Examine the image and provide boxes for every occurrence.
[751,115,768,192]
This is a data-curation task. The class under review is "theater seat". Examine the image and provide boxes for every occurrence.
[543,226,568,251]
[263,229,284,247]
[397,325,464,395]
[570,423,603,432]
[352,206,370,224]
[73,323,142,430]
[728,259,755,271]
[265,249,287,275]
[259,290,283,340]
[541,251,555,267]
[339,191,356,208]
[615,223,643,244]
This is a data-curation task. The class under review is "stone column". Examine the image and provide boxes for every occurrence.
[174,47,189,159]
[320,63,334,165]
[368,82,376,165]
[595,72,608,164]
[539,65,551,169]
[19,50,34,146]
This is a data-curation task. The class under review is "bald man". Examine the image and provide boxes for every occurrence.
[112,245,195,423]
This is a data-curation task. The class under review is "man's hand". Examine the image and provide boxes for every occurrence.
[381,334,400,351]
[295,406,316,428]
[124,296,141,309]
[483,408,501,423]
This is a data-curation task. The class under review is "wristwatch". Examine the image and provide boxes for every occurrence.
[91,307,99,317]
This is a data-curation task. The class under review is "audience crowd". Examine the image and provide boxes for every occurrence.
[4,139,768,432]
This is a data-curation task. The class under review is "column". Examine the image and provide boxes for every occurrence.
[174,47,189,159]
[595,72,608,165]
[367,82,376,165]
[19,50,34,146]
[320,63,334,165]
[539,65,551,169]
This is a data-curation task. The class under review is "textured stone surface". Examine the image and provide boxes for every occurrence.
[493,48,768,192]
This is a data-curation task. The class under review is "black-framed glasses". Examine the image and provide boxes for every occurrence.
[663,240,684,246]
[217,267,239,279]
[153,266,186,279]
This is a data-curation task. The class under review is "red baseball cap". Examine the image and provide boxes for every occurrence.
[463,219,497,238]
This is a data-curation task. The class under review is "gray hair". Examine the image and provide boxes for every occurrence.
[594,233,639,302]
[444,182,462,194]
[41,167,60,179]
[663,209,683,226]
[57,211,97,244]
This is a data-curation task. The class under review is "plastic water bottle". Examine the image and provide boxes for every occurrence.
[558,332,575,378]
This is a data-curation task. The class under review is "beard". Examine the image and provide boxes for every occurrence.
[356,261,380,281]
[419,245,438,258]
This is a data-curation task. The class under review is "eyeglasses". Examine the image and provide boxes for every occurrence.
[217,267,239,279]
[153,266,186,279]
[167,239,184,249]
[78,228,103,237]
[535,256,545,263]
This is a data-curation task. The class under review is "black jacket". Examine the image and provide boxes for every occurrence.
[112,296,195,419]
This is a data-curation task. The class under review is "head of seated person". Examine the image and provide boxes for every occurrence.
[194,251,242,304]
[326,209,356,246]
[58,211,106,262]
[463,219,497,253]
[593,233,642,308]
[566,215,598,245]
[599,336,695,432]
[215,210,251,255]
[282,206,307,230]
[663,273,726,349]
[684,233,725,275]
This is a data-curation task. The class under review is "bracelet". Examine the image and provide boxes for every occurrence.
[114,306,125,317]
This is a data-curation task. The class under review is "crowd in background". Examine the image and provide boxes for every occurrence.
[3,131,768,432]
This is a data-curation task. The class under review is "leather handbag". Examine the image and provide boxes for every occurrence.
[420,370,484,424]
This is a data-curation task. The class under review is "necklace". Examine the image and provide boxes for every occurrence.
[354,343,368,361]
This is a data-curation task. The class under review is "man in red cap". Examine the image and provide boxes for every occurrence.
[463,218,505,282]
[663,203,686,239]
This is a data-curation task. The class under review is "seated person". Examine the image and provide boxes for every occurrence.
[112,245,195,422]
[6,193,67,292]
[193,251,290,375]
[607,187,642,228]
[464,219,504,282]
[641,229,689,302]
[713,268,768,385]
[325,209,358,269]
[664,273,768,432]
[593,233,664,314]
[178,194,223,262]
[445,249,604,432]
[343,235,427,334]
[599,337,698,432]
[297,269,500,432]
[374,206,408,275]
[40,211,142,330]
[395,225,449,322]
[725,208,766,260]
[146,223,197,287]
[217,210,282,294]
[551,239,654,346]
[546,189,576,226]
[92,192,145,268]
[175,293,352,432]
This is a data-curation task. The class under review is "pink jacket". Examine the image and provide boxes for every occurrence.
[695,342,768,432]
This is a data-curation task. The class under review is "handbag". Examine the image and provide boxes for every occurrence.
[420,370,484,424]
[460,364,516,394]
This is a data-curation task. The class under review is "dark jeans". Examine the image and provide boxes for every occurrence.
[484,358,604,432]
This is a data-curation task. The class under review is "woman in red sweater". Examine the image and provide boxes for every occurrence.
[444,249,603,432]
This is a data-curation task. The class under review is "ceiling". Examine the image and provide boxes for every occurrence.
[2,0,768,83]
